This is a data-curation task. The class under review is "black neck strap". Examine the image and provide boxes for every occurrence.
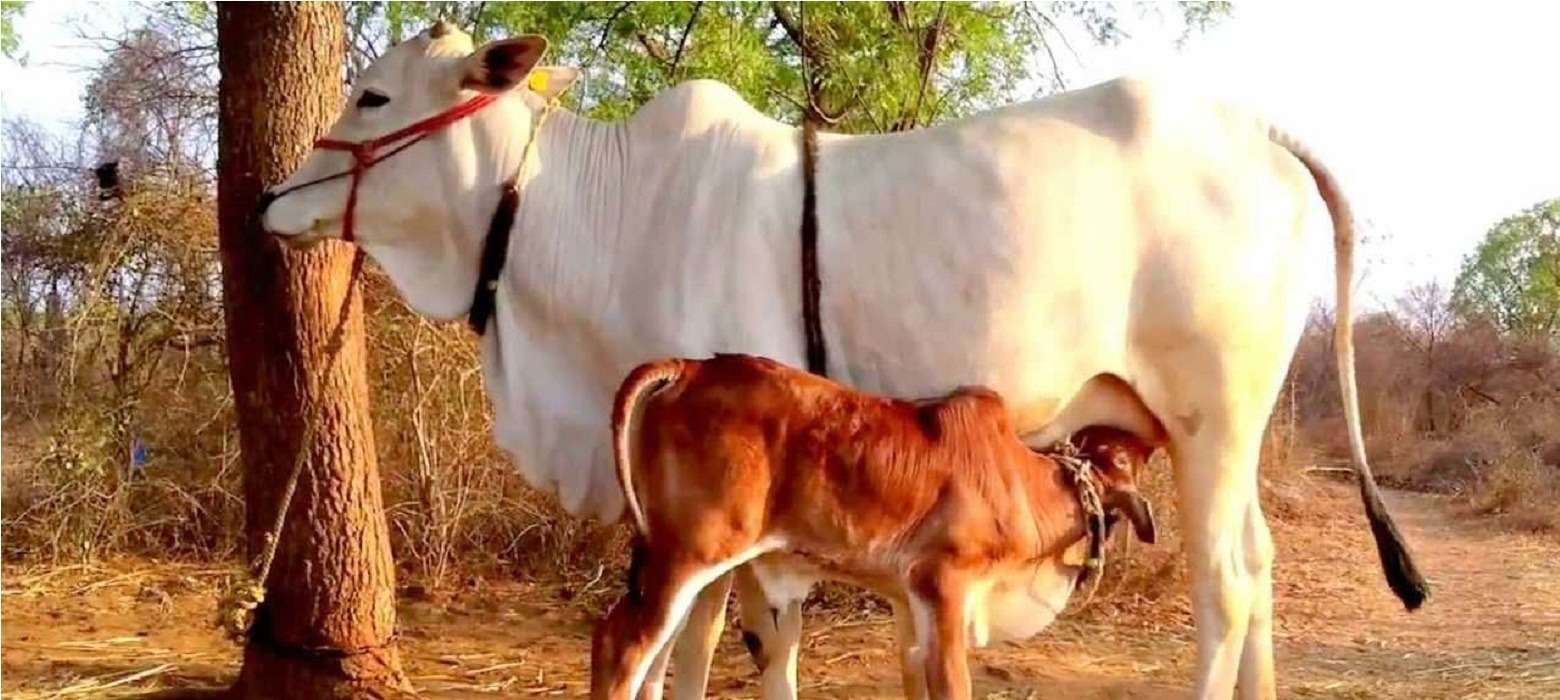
[467,180,520,335]
[469,117,831,373]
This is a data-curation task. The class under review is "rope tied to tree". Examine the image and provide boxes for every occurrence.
[216,268,354,644]
[220,79,565,645]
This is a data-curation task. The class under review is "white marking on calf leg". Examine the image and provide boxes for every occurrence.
[623,544,779,699]
[637,643,672,700]
[667,571,733,700]
[757,600,802,700]
[907,595,939,697]
[910,585,972,700]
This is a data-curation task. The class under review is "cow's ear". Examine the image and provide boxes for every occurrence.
[461,35,548,93]
[526,66,579,102]
[1105,490,1157,544]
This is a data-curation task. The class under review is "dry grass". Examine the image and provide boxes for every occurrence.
[6,481,1557,699]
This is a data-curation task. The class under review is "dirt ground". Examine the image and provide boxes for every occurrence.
[3,482,1558,699]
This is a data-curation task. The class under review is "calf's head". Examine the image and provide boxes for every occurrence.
[982,428,1159,643]
[260,22,576,319]
[1072,425,1158,545]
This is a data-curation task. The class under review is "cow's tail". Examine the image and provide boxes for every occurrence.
[611,358,686,539]
[1271,127,1429,611]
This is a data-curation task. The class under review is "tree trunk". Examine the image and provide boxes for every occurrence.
[216,3,410,697]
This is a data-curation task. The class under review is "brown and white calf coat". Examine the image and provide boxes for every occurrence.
[591,354,1157,700]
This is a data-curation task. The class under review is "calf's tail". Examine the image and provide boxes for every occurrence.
[611,359,686,538]
[1271,126,1429,611]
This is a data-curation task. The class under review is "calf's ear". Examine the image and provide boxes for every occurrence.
[461,35,548,93]
[1106,490,1157,544]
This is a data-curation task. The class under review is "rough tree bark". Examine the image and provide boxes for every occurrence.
[216,3,410,697]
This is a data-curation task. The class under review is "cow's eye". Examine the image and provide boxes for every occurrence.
[357,91,391,108]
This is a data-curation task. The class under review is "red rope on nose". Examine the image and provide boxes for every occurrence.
[308,93,500,242]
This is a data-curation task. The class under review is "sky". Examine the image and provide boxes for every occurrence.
[4,2,1558,309]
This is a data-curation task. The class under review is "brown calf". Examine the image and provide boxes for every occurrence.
[591,354,1156,700]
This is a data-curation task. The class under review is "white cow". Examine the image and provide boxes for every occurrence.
[262,25,1426,700]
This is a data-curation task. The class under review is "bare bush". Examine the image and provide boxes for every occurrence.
[1287,285,1559,535]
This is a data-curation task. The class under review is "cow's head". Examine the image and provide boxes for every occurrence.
[261,22,576,319]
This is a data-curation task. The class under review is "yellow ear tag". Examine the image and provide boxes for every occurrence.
[528,71,549,93]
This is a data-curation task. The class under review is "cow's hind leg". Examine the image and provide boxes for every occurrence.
[1166,405,1276,700]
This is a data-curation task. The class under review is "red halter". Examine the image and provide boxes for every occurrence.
[271,93,500,242]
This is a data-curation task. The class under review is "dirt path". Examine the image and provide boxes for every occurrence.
[3,483,1557,698]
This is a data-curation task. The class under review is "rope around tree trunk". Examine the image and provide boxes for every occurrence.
[216,258,357,644]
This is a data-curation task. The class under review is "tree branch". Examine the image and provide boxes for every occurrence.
[636,31,671,65]
[1462,384,1501,406]
[900,2,947,131]
[669,2,704,78]
[466,2,489,33]
[886,1,911,31]
[770,1,803,48]
[596,2,632,52]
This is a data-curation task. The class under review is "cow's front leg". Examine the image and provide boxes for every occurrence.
[734,565,804,700]
[1237,498,1276,699]
[910,566,971,700]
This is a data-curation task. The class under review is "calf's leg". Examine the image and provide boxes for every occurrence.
[891,597,929,700]
[593,549,769,700]
[637,643,673,700]
[910,567,971,700]
[662,571,734,700]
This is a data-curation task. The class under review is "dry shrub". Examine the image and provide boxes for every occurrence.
[1469,450,1558,533]
[1288,291,1559,537]
[1,400,242,563]
[359,275,634,591]
[1367,398,1558,535]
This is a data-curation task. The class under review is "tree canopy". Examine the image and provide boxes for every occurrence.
[1,0,24,61]
[1452,198,1560,338]
[344,1,1228,133]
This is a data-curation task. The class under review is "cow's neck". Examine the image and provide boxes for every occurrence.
[475,97,809,519]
